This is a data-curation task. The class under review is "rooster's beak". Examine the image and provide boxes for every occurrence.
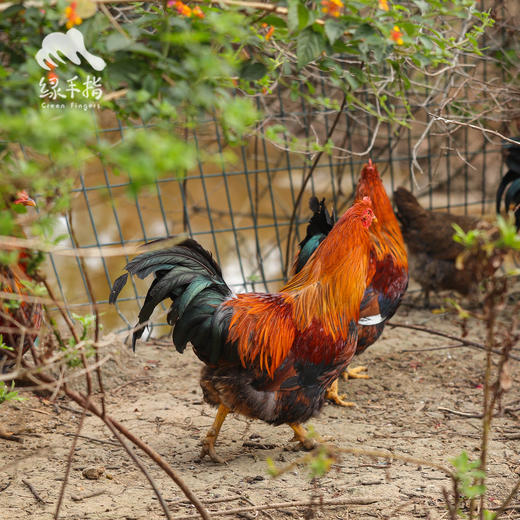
[372,215,378,223]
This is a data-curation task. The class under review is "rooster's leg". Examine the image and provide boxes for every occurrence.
[423,288,430,309]
[325,379,355,407]
[342,365,370,380]
[288,423,318,450]
[200,404,229,463]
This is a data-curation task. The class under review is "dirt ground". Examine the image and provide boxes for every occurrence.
[1,297,520,520]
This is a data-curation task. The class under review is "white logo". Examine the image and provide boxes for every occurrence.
[36,28,106,71]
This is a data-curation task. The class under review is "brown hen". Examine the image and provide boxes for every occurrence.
[393,187,483,307]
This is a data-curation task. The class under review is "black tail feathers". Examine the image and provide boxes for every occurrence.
[109,239,232,354]
[293,197,335,274]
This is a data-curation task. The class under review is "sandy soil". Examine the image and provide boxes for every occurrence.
[1,300,520,520]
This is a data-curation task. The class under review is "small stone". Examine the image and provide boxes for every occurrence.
[82,466,105,480]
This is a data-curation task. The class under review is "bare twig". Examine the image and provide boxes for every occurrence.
[30,370,212,520]
[70,489,108,502]
[438,407,482,419]
[430,116,520,146]
[40,278,79,345]
[104,416,173,520]
[169,496,241,507]
[54,403,88,520]
[270,443,452,479]
[0,449,50,473]
[283,93,347,278]
[67,211,105,415]
[491,478,520,518]
[387,322,520,361]
[58,432,119,446]
[22,479,46,504]
[0,235,141,258]
[99,2,128,37]
[169,497,378,520]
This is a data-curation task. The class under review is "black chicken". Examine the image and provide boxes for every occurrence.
[497,137,520,230]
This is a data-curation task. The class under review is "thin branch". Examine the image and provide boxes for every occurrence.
[0,236,141,258]
[104,417,173,520]
[30,370,212,520]
[22,479,46,504]
[282,93,347,278]
[54,403,88,520]
[491,478,520,518]
[270,443,452,479]
[387,322,520,361]
[169,497,378,520]
[429,116,520,146]
[67,211,105,415]
[40,278,80,345]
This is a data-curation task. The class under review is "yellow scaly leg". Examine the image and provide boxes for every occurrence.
[200,404,229,463]
[288,423,319,450]
[326,379,355,407]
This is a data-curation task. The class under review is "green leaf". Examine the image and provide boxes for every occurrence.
[343,70,360,90]
[287,0,299,33]
[288,0,310,33]
[266,458,278,476]
[240,61,267,81]
[324,19,344,45]
[296,2,311,30]
[106,32,134,52]
[258,14,287,28]
[418,35,434,50]
[412,0,430,13]
[451,451,470,472]
[297,29,325,68]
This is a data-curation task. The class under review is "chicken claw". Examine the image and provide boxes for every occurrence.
[200,436,226,464]
[288,423,319,451]
[325,379,355,407]
[199,404,229,464]
[342,365,370,380]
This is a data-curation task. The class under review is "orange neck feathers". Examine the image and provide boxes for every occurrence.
[284,199,376,341]
[355,160,408,270]
[227,199,376,377]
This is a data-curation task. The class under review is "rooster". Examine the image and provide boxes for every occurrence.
[110,198,377,462]
[394,187,485,307]
[0,191,43,372]
[292,160,408,406]
[496,138,520,231]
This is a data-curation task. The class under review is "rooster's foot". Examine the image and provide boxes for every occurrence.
[326,379,355,407]
[342,365,370,381]
[200,435,227,464]
[199,404,229,464]
[287,423,319,451]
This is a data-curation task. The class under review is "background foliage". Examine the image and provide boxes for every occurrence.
[0,0,507,249]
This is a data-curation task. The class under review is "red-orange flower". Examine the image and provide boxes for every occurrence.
[65,1,82,29]
[47,63,58,84]
[378,0,389,11]
[192,5,204,18]
[261,23,275,40]
[167,0,192,16]
[321,0,343,17]
[390,25,404,45]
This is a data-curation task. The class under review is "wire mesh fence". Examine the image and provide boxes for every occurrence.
[37,94,507,335]
[4,0,516,335]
